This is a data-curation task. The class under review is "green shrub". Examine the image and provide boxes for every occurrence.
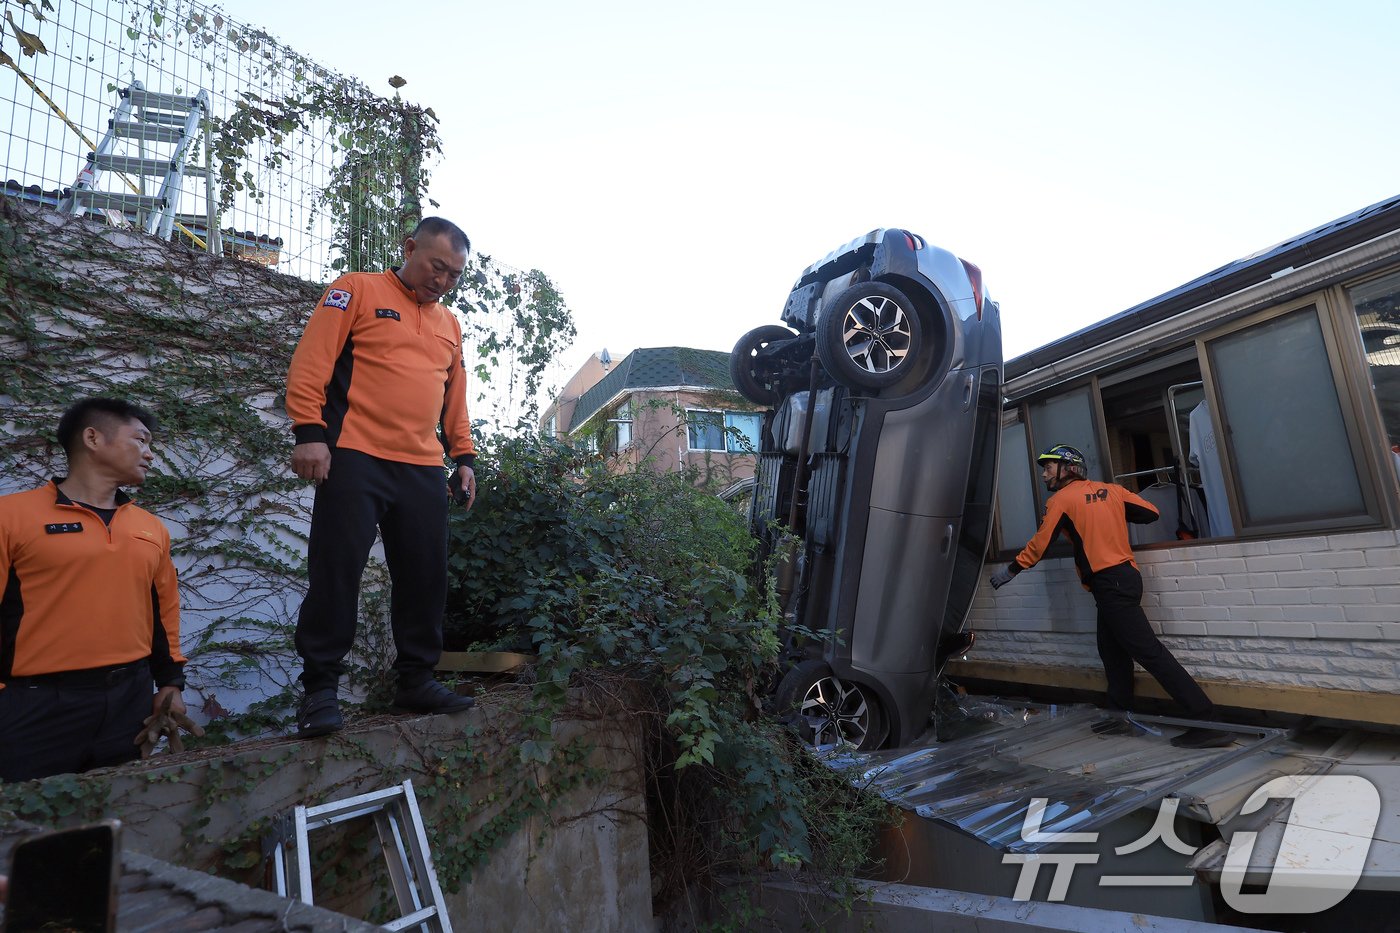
[443,433,889,901]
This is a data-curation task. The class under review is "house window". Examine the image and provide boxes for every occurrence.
[608,400,633,452]
[543,414,557,438]
[687,409,761,452]
[996,418,1039,548]
[1097,351,1213,540]
[725,412,762,453]
[1348,270,1400,480]
[686,409,725,451]
[1026,385,1104,484]
[1205,303,1368,529]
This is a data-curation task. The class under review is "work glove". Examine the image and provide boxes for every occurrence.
[989,565,1016,590]
[134,691,206,757]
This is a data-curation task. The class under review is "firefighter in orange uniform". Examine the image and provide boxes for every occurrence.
[990,444,1232,748]
[285,216,477,737]
[0,398,187,781]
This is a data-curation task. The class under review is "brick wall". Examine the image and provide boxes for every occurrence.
[969,528,1400,694]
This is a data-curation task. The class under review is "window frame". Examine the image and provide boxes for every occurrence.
[1338,267,1400,517]
[724,410,762,454]
[1198,290,1387,537]
[685,407,727,452]
[607,399,633,453]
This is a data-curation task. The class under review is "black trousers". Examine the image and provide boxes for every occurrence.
[295,449,449,693]
[0,664,150,782]
[1089,562,1214,718]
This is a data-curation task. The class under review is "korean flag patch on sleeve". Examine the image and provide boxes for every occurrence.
[323,288,352,310]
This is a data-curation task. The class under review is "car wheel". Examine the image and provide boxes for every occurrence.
[774,659,888,750]
[816,281,922,390]
[730,324,797,406]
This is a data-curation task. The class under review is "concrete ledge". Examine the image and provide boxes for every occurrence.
[757,879,1258,932]
[946,659,1400,726]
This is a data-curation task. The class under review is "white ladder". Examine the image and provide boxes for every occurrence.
[264,780,453,932]
[61,80,220,253]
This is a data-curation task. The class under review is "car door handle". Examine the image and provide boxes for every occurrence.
[941,523,954,555]
[962,373,975,409]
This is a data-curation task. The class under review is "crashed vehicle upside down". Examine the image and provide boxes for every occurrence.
[732,228,1003,750]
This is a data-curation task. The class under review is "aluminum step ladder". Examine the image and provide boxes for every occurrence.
[264,780,453,932]
[61,80,220,253]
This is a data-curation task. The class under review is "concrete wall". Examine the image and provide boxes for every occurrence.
[967,528,1400,711]
[8,696,653,931]
[752,880,1253,933]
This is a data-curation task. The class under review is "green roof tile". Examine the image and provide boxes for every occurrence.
[570,347,733,431]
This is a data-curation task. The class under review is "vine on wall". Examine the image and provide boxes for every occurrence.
[0,199,576,719]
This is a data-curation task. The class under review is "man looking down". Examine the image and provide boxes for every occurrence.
[286,217,478,737]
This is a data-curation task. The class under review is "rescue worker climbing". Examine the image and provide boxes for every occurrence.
[989,444,1234,748]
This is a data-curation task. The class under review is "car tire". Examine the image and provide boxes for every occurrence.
[816,281,923,390]
[730,324,797,406]
[773,659,888,751]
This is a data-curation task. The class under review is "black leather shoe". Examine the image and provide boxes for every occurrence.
[392,679,475,714]
[297,688,342,738]
[1171,727,1235,749]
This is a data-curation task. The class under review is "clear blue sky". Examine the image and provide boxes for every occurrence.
[230,0,1399,375]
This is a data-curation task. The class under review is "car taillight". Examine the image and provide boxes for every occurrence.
[960,258,984,318]
[901,231,925,252]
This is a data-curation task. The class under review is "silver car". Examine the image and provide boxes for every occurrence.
[732,229,1003,749]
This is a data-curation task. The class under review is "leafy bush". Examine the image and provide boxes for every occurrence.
[443,433,889,901]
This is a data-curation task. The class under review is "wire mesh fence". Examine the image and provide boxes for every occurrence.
[0,0,424,281]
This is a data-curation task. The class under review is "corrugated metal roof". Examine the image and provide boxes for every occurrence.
[569,346,734,431]
[1189,730,1400,892]
[825,704,1288,854]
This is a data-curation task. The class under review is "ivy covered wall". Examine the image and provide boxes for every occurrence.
[0,200,326,718]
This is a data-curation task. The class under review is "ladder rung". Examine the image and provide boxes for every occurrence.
[304,784,410,819]
[121,88,201,113]
[90,154,177,176]
[73,191,166,213]
[140,112,192,127]
[383,907,438,931]
[110,120,185,144]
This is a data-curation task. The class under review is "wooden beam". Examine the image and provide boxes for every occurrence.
[946,659,1400,727]
[435,651,531,674]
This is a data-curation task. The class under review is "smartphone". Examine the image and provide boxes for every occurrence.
[3,821,121,932]
[448,470,470,507]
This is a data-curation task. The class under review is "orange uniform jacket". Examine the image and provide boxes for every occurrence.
[0,482,185,686]
[285,270,476,466]
[1009,479,1159,587]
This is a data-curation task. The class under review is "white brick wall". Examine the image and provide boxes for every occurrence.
[971,528,1400,694]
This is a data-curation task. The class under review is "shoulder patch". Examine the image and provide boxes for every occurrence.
[375,308,401,321]
[323,288,352,310]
